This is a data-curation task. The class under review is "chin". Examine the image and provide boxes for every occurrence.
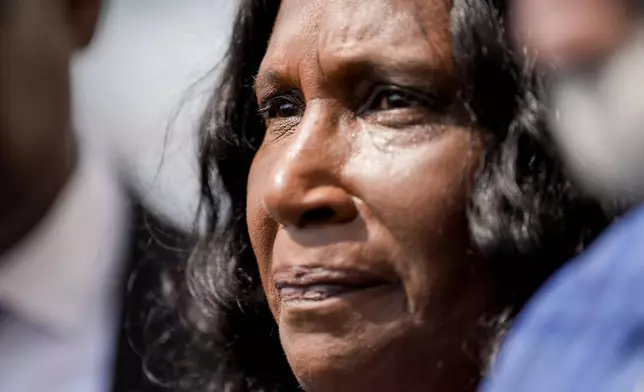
[282,324,417,392]
[275,286,408,391]
[278,303,482,392]
[282,325,482,392]
[271,259,491,391]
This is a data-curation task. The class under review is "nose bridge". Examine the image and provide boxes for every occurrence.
[275,102,342,190]
[264,102,356,227]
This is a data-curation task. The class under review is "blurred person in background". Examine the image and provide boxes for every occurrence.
[0,1,180,391]
[480,0,644,391]
[144,1,615,391]
[514,0,644,200]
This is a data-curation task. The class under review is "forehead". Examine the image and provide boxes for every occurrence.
[260,0,454,80]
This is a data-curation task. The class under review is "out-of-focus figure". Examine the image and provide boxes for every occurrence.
[72,0,235,231]
[515,0,644,200]
[0,1,175,391]
[481,1,644,391]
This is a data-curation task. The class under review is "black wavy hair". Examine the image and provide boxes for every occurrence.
[146,1,610,391]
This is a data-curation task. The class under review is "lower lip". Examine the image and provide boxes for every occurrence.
[279,283,401,311]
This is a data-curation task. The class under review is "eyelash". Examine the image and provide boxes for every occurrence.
[258,85,443,120]
[359,85,442,115]
[258,94,304,120]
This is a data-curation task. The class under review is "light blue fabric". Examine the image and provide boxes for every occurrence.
[480,206,644,392]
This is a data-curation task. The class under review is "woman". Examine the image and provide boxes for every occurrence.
[150,0,609,391]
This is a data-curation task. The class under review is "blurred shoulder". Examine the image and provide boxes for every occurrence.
[481,204,644,392]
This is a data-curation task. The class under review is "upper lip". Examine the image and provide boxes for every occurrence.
[273,265,396,290]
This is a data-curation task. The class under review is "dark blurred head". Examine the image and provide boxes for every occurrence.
[151,1,611,392]
[0,0,102,251]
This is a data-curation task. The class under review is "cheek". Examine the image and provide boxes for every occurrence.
[348,128,482,240]
[347,127,484,309]
[247,151,280,316]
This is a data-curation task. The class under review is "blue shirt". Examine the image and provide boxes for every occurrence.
[480,206,644,392]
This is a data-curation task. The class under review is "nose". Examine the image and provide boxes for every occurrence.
[264,167,358,228]
[262,108,358,228]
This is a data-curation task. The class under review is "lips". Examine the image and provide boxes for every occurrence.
[274,267,394,303]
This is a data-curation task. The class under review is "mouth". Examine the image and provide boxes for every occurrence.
[274,267,397,304]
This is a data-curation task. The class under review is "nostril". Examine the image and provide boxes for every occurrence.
[299,206,336,227]
[265,184,358,228]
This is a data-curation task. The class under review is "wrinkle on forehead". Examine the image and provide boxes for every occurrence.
[318,0,451,49]
[260,0,454,90]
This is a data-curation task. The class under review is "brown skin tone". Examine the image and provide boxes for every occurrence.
[0,0,102,254]
[512,0,637,68]
[247,0,498,391]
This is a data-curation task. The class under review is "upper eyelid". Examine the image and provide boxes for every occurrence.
[358,85,435,113]
[257,92,306,120]
[257,88,303,109]
[373,84,435,99]
[256,81,440,117]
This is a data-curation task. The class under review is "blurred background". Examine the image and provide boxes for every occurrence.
[72,0,237,230]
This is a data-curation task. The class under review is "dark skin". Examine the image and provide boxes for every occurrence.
[0,0,102,254]
[247,0,498,391]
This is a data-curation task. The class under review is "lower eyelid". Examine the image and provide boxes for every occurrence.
[361,108,445,128]
[265,118,300,143]
[362,107,429,119]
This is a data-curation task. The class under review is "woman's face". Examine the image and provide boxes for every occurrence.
[247,0,494,390]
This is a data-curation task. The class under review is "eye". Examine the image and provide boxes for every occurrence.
[259,95,304,119]
[361,86,436,114]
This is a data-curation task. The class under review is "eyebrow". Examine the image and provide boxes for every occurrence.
[254,69,289,100]
[255,54,455,101]
[349,58,454,90]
